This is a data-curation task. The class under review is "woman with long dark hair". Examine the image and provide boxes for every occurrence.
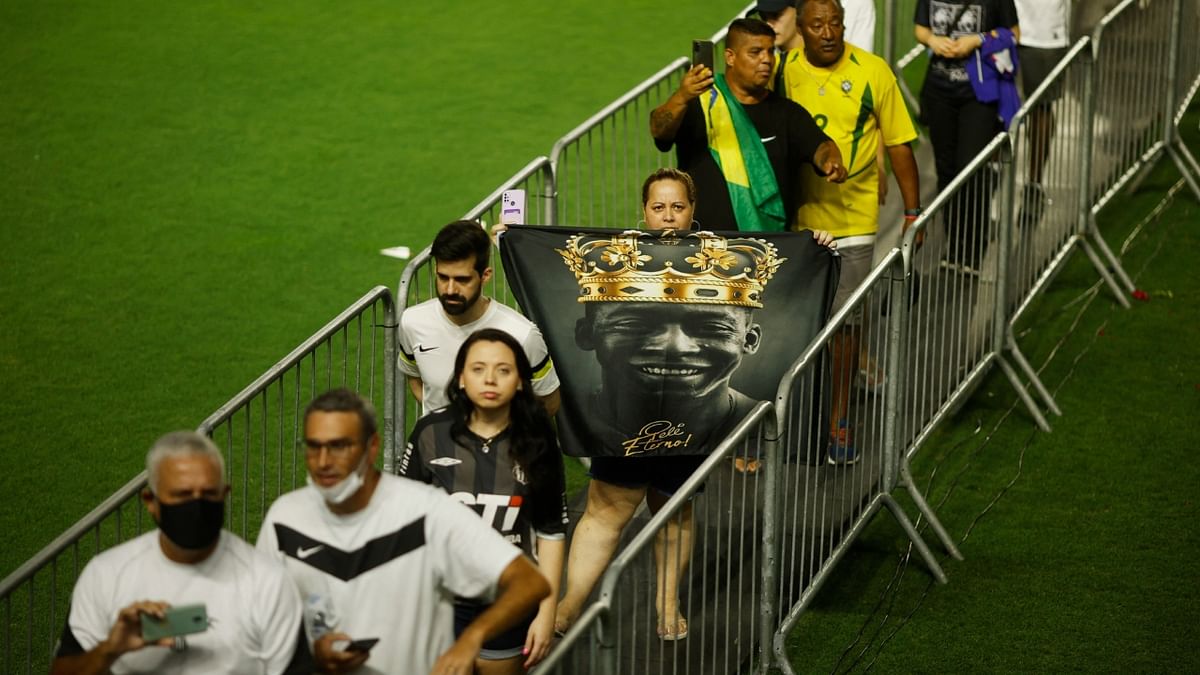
[400,328,566,674]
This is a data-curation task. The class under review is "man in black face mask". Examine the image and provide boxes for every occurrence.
[52,431,310,675]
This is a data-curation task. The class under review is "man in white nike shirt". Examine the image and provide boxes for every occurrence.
[258,388,549,674]
[398,220,560,419]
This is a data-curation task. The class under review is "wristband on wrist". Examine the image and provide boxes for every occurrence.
[903,207,923,220]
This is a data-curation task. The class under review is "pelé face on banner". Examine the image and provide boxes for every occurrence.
[576,301,761,401]
[500,226,837,458]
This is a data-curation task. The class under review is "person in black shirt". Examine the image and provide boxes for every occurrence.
[915,0,1020,267]
[400,328,568,674]
[650,18,847,231]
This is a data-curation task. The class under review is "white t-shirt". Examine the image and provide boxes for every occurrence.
[62,530,303,675]
[1015,0,1070,49]
[398,297,559,415]
[257,473,521,675]
[844,0,877,53]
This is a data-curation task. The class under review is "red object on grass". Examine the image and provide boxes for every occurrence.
[1132,289,1149,302]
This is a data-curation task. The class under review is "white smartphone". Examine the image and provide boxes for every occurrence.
[500,189,526,225]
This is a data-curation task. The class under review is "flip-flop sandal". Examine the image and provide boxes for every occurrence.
[657,617,689,641]
[733,457,761,474]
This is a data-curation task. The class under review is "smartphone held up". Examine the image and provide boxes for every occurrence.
[691,39,714,73]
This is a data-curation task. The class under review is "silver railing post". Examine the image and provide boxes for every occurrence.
[1078,36,1098,247]
[382,294,398,473]
[758,409,780,675]
[883,0,896,66]
[1163,0,1200,199]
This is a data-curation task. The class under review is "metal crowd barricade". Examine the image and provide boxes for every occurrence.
[1087,0,1200,286]
[0,476,148,675]
[765,249,956,674]
[1006,38,1094,322]
[898,132,1044,435]
[547,58,687,229]
[0,286,397,674]
[536,403,776,675]
[463,156,555,229]
[545,2,752,229]
[197,286,399,535]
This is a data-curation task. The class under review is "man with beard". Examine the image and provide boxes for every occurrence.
[399,220,560,418]
[52,432,309,675]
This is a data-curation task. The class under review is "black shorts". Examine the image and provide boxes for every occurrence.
[454,599,533,659]
[588,454,707,496]
[1019,45,1069,105]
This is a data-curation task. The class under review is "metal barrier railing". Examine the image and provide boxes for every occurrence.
[0,285,396,674]
[1006,38,1094,324]
[536,403,776,675]
[547,57,687,229]
[1088,0,1175,218]
[0,475,147,675]
[901,132,1020,436]
[464,156,555,229]
[766,249,957,674]
[197,286,398,533]
[545,2,752,229]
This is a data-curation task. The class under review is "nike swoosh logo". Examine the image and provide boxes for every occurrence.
[761,135,777,143]
[297,544,324,559]
[416,345,437,353]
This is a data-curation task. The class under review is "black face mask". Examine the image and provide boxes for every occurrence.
[156,498,225,550]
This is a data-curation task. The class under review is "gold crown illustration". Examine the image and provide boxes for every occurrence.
[556,230,785,308]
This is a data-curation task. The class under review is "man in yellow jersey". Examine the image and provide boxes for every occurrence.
[782,0,921,464]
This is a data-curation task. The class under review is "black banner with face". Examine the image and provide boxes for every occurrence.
[500,226,837,458]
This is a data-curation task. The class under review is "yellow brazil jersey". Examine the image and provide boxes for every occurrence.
[781,43,917,238]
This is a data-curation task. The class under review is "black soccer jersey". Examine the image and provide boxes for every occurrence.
[399,410,568,560]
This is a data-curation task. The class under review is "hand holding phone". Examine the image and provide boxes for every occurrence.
[346,637,379,653]
[317,633,372,672]
[140,604,208,642]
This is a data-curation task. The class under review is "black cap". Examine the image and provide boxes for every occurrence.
[749,0,792,14]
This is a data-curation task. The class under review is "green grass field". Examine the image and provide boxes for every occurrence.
[785,114,1200,671]
[4,2,1198,671]
[0,0,747,579]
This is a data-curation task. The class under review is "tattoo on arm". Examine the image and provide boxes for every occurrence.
[650,108,676,139]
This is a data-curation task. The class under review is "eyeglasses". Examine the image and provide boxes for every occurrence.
[302,438,359,456]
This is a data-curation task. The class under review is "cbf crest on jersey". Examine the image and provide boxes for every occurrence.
[500,226,838,458]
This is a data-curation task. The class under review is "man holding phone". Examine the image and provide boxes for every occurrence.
[52,432,310,675]
[652,18,847,232]
[257,389,549,674]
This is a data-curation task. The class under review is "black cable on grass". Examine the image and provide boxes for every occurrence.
[829,421,987,674]
[834,181,1186,673]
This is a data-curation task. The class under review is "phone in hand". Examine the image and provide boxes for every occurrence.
[500,189,526,226]
[346,637,379,653]
[141,604,208,642]
[691,39,714,73]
